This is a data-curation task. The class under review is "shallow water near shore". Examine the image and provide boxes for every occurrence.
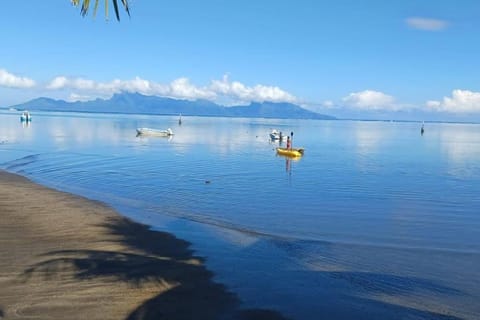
[1,110,479,319]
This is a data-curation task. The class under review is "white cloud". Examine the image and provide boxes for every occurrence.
[46,76,68,89]
[210,75,297,104]
[406,17,449,31]
[47,76,97,91]
[68,93,93,102]
[426,90,480,113]
[426,100,441,108]
[0,69,36,88]
[45,74,297,105]
[342,90,395,110]
[322,100,334,108]
[168,77,216,100]
[97,78,153,95]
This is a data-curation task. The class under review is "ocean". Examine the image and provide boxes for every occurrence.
[1,110,479,319]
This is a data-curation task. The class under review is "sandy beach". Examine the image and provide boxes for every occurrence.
[0,170,288,320]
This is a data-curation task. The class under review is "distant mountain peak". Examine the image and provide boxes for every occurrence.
[10,92,336,120]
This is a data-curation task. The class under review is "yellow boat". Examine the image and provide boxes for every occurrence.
[276,147,304,158]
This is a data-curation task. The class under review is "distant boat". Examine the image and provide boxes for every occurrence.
[276,147,304,158]
[136,127,174,137]
[269,129,284,140]
[20,111,32,122]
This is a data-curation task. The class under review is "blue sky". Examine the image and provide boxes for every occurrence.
[1,1,480,120]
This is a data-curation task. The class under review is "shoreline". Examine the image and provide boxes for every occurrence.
[0,170,288,320]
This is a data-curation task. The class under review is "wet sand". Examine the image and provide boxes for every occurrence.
[0,170,288,320]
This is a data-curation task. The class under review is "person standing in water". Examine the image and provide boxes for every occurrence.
[286,136,291,150]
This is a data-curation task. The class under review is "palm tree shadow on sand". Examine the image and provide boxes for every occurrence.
[21,216,467,320]
[22,217,290,320]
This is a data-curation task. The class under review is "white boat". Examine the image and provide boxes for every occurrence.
[136,127,174,137]
[20,111,32,122]
[269,129,284,140]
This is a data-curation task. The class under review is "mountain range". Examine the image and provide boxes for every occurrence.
[9,92,336,120]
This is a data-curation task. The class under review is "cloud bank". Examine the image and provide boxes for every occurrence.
[4,68,480,117]
[427,90,480,113]
[0,69,36,88]
[342,90,396,110]
[46,74,297,105]
[406,17,449,31]
[210,75,297,104]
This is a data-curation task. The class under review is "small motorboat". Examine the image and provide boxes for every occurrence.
[20,111,32,122]
[276,147,304,158]
[136,127,174,137]
[269,129,284,140]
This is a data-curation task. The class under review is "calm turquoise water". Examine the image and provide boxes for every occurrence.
[1,110,479,319]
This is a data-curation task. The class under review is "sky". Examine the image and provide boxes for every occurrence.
[1,0,480,121]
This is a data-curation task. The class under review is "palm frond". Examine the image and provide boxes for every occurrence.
[81,0,90,17]
[105,0,109,20]
[71,0,130,21]
[92,0,100,18]
[121,0,130,17]
[112,0,120,21]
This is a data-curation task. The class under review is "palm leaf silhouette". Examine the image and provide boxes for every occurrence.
[71,0,130,21]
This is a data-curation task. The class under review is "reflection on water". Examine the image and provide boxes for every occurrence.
[435,124,480,178]
[21,120,31,128]
[1,111,480,319]
[275,153,302,175]
[1,112,479,249]
[353,121,388,156]
[285,157,291,173]
[1,112,479,247]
